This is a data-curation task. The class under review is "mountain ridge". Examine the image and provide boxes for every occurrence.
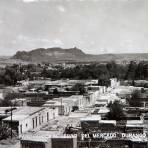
[12,47,148,63]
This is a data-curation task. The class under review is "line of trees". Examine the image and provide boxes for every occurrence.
[41,61,127,81]
[0,61,148,86]
[125,61,148,80]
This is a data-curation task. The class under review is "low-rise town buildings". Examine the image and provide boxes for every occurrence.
[2,107,58,135]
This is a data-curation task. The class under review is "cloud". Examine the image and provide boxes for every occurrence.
[57,5,66,12]
[16,35,50,45]
[11,35,63,50]
[21,0,48,3]
[21,0,39,2]
[0,0,148,55]
[53,39,63,46]
[0,20,4,24]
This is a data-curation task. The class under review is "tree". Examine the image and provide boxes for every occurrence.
[135,62,144,80]
[128,90,141,107]
[0,124,11,140]
[72,106,79,112]
[98,74,110,87]
[106,100,125,120]
[41,68,49,78]
[53,88,59,94]
[106,60,118,78]
[2,65,23,85]
[0,99,12,107]
[71,83,86,95]
[132,90,140,98]
[125,61,137,80]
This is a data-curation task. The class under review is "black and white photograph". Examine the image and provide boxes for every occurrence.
[0,0,148,147]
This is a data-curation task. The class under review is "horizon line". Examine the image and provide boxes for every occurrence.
[0,47,148,56]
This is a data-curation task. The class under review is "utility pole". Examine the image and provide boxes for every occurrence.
[61,98,63,115]
[88,139,91,148]
[53,106,55,119]
[10,104,12,139]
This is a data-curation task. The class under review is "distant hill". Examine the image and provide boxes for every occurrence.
[12,47,87,63]
[12,47,148,63]
[0,56,30,68]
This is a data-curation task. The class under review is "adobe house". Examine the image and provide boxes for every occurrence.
[2,107,58,135]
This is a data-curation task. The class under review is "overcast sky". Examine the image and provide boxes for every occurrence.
[0,0,148,55]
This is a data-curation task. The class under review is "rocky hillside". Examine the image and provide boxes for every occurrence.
[13,47,88,63]
[12,47,148,63]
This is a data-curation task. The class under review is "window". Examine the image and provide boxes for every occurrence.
[47,112,49,121]
[20,124,22,134]
[39,116,41,125]
[42,116,44,123]
[32,118,35,129]
[36,117,38,127]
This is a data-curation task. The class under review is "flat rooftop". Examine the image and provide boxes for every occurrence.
[41,116,80,132]
[0,107,18,115]
[21,131,61,142]
[80,115,101,121]
[3,115,28,121]
[0,107,13,113]
[69,112,89,118]
[2,107,45,121]
[21,130,76,143]
[43,100,67,107]
[13,107,44,116]
[126,120,143,125]
[99,120,116,125]
[98,107,110,114]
